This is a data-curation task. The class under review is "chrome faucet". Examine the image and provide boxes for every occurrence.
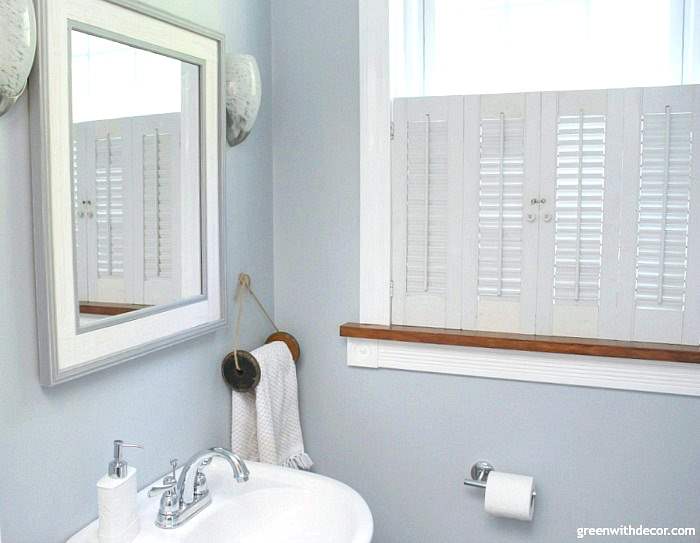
[148,447,249,529]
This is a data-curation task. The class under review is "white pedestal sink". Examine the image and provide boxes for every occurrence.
[68,458,373,543]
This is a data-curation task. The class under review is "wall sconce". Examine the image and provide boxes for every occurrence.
[0,0,37,117]
[225,53,261,147]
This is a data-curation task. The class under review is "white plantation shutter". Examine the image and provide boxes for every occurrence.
[536,90,624,338]
[462,93,540,333]
[134,114,181,306]
[84,118,135,304]
[390,85,700,346]
[391,96,463,328]
[618,86,700,345]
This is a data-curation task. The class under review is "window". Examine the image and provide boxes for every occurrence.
[386,0,700,346]
[353,0,700,396]
[391,0,697,97]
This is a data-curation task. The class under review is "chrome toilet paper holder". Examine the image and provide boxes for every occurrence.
[463,461,537,497]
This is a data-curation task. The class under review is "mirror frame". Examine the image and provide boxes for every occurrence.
[30,0,226,385]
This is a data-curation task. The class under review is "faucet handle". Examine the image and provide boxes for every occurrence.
[167,458,178,482]
[148,481,176,498]
[193,457,211,497]
[148,458,178,498]
[148,485,175,498]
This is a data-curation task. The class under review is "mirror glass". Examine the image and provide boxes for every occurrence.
[70,30,203,329]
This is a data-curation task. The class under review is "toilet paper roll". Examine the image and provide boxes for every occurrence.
[484,471,535,521]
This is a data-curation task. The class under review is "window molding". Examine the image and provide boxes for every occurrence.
[359,0,392,324]
[345,335,700,397]
[356,0,700,395]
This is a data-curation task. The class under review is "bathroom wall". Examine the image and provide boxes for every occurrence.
[271,1,700,542]
[0,1,273,541]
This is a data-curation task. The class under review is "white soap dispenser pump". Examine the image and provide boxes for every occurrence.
[97,440,143,543]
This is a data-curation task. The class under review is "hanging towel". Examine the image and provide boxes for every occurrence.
[231,341,313,469]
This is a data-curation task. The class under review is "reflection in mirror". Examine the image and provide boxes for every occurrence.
[70,30,202,329]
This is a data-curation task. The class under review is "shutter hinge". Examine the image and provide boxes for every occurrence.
[390,121,395,140]
[389,280,394,298]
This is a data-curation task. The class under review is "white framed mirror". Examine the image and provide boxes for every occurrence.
[30,0,226,385]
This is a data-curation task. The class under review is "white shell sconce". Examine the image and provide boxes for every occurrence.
[0,0,37,117]
[225,53,261,147]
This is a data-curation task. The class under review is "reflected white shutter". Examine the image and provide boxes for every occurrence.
[84,118,134,304]
[462,93,540,333]
[391,97,463,328]
[134,114,181,306]
[618,86,700,345]
[536,90,624,338]
[76,114,180,307]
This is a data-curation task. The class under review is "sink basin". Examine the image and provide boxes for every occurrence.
[68,458,373,543]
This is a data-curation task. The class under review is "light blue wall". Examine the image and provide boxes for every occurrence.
[0,2,272,541]
[270,1,700,542]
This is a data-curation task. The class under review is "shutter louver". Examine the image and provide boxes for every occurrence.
[95,134,125,278]
[553,112,605,304]
[143,129,173,281]
[72,133,89,302]
[478,113,525,299]
[72,137,82,231]
[405,116,448,295]
[635,107,692,312]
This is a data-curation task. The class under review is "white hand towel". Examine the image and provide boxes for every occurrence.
[231,341,313,469]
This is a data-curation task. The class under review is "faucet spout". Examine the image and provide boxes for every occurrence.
[178,447,249,505]
[212,447,250,482]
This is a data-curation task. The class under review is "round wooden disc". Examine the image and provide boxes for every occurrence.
[265,331,301,362]
[221,350,261,392]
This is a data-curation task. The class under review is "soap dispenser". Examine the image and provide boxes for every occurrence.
[97,440,143,543]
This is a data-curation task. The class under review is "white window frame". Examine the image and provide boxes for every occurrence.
[355,0,700,396]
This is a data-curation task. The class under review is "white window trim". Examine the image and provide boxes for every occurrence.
[356,0,700,396]
[359,0,392,324]
[347,338,700,397]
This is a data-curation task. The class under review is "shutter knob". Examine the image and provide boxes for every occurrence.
[526,213,537,223]
[543,213,552,223]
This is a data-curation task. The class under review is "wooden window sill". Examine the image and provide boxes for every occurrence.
[339,323,700,364]
[79,302,150,316]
